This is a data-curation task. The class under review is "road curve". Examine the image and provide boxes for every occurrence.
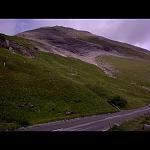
[17,106,150,131]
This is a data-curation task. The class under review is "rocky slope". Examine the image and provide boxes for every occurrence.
[16,26,150,78]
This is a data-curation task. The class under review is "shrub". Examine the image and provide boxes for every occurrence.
[108,95,127,108]
[143,116,150,124]
[74,99,81,103]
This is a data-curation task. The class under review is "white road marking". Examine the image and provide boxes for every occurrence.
[52,107,150,131]
[52,128,63,131]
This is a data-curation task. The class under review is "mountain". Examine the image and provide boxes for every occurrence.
[16,26,150,77]
[1,26,150,130]
[17,25,150,60]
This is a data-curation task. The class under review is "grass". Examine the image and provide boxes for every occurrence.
[96,55,150,108]
[96,55,150,87]
[109,115,150,131]
[1,41,150,130]
[0,48,116,130]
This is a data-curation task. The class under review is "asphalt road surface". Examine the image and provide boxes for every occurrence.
[17,106,150,131]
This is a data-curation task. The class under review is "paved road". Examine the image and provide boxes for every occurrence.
[17,106,150,131]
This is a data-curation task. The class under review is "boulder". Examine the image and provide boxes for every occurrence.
[65,111,74,115]
[113,123,120,127]
[9,47,13,51]
[17,102,34,108]
[5,40,9,47]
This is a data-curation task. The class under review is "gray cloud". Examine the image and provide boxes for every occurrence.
[0,19,17,35]
[0,19,150,50]
[107,19,150,44]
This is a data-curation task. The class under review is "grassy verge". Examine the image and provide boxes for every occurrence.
[109,115,150,131]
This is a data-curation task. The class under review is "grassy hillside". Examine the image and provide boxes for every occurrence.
[96,55,150,107]
[0,48,116,130]
[96,55,150,86]
[1,41,150,130]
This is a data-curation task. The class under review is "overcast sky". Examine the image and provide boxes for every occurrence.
[0,19,150,50]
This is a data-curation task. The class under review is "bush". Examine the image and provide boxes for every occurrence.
[108,95,127,108]
[74,99,81,103]
[143,116,150,124]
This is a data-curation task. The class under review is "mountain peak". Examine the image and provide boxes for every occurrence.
[16,25,150,62]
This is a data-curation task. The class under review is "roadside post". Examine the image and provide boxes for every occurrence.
[4,61,5,67]
[108,119,111,129]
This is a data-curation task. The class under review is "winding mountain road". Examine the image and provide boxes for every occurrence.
[17,106,150,131]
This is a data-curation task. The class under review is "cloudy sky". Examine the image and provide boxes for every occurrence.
[0,19,150,50]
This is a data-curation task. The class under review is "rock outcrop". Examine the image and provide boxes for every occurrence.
[0,33,38,57]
